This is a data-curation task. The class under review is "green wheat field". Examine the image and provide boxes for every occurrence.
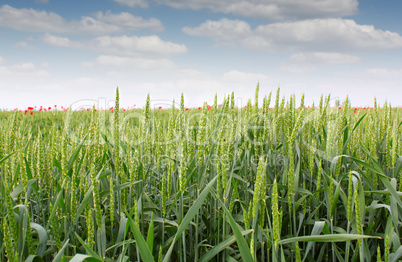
[1,86,401,261]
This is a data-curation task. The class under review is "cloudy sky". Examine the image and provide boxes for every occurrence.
[1,0,402,110]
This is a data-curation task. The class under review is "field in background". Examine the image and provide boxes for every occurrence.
[1,87,401,261]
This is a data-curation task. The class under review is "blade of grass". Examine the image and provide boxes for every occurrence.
[74,233,103,260]
[162,175,217,262]
[198,229,253,262]
[69,254,103,262]
[217,195,254,262]
[51,239,69,262]
[277,234,379,245]
[66,134,88,178]
[30,222,48,257]
[25,255,44,262]
[147,213,155,254]
[0,151,15,165]
[10,179,36,199]
[127,215,155,262]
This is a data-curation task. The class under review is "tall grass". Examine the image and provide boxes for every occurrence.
[0,86,401,261]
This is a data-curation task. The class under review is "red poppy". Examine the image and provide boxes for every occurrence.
[198,107,201,110]
[185,108,189,111]
[159,106,162,109]
[30,112,33,115]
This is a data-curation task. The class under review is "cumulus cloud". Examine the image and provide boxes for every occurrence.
[82,55,176,70]
[42,33,187,58]
[13,41,36,49]
[114,0,148,8]
[177,69,212,79]
[280,52,360,74]
[183,18,402,51]
[0,5,68,33]
[222,70,272,83]
[366,68,402,77]
[0,5,163,34]
[94,11,163,31]
[0,59,50,78]
[279,64,317,74]
[251,19,402,50]
[151,0,358,20]
[289,52,360,64]
[182,18,251,44]
[43,33,82,48]
[89,35,188,57]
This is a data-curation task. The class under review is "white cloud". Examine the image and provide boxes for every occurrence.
[71,16,122,35]
[222,70,272,83]
[95,11,163,31]
[289,52,360,64]
[177,69,212,79]
[0,5,68,33]
[0,60,50,78]
[184,18,402,51]
[114,0,148,8]
[0,5,163,34]
[279,64,316,74]
[42,33,187,58]
[182,18,251,43]
[155,0,358,20]
[366,68,402,77]
[13,41,36,49]
[83,55,176,70]
[41,34,187,73]
[251,19,402,50]
[280,52,360,74]
[43,33,82,48]
[89,35,187,57]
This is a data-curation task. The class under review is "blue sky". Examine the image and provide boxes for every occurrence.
[1,0,402,109]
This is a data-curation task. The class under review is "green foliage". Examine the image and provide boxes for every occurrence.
[0,88,401,261]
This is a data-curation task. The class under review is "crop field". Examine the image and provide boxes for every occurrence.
[0,87,401,261]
